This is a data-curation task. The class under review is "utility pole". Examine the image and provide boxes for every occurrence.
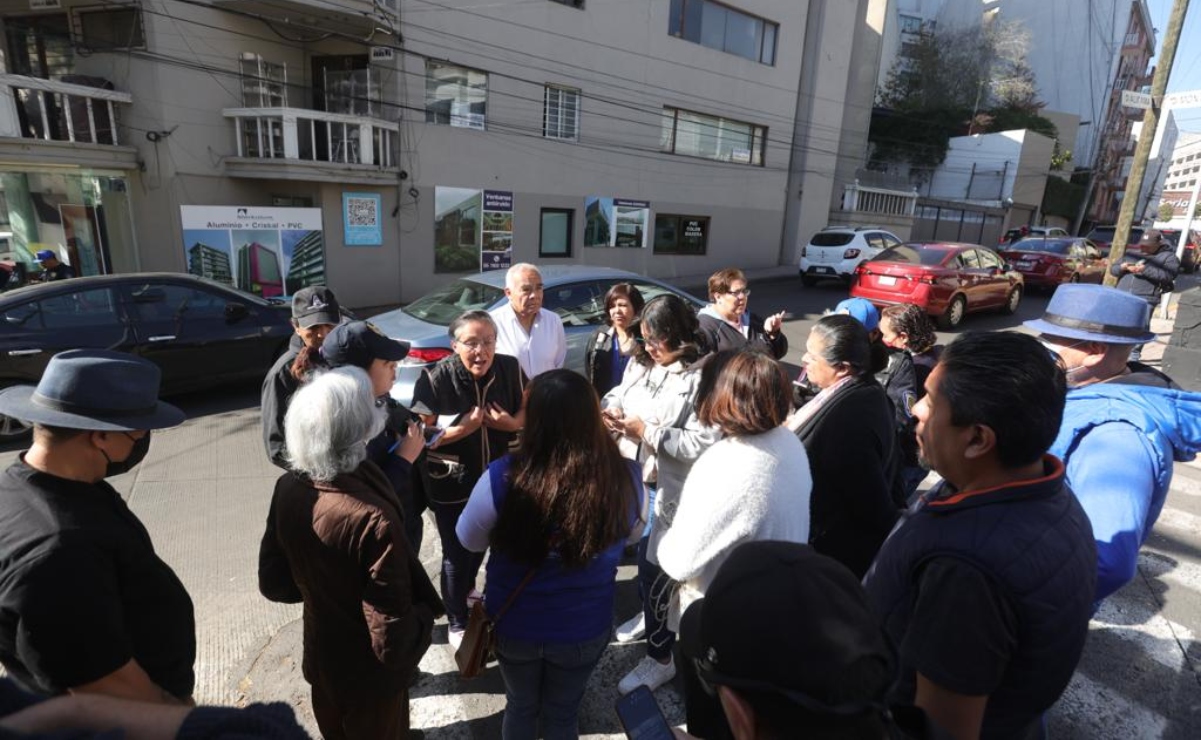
[1105,0,1191,286]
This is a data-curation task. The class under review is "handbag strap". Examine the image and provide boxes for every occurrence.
[491,566,537,625]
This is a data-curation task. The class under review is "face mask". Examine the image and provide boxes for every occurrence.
[1039,339,1088,387]
[101,431,152,477]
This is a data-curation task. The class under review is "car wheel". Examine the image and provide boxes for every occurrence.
[0,414,32,440]
[1001,286,1022,315]
[938,295,967,330]
[801,274,818,288]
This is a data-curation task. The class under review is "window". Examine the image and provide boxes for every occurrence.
[900,42,921,58]
[549,0,584,6]
[76,7,145,50]
[661,107,766,166]
[540,208,574,257]
[544,86,580,141]
[668,0,778,65]
[899,14,922,34]
[425,62,487,129]
[654,215,709,255]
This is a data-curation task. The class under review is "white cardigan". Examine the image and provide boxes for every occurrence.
[657,426,813,629]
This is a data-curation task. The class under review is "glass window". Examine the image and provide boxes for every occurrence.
[77,7,145,50]
[402,278,505,326]
[977,249,1003,269]
[38,287,121,329]
[544,281,605,326]
[900,14,922,34]
[700,2,727,49]
[425,62,487,129]
[544,86,580,141]
[126,283,228,324]
[958,250,981,269]
[761,23,777,65]
[667,0,777,65]
[654,215,709,255]
[662,107,765,166]
[540,209,573,257]
[724,11,759,60]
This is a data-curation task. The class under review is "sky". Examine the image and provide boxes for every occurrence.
[1149,0,1201,132]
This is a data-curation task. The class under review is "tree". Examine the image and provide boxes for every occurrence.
[1159,202,1177,222]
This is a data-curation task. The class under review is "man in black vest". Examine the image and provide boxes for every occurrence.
[863,332,1096,740]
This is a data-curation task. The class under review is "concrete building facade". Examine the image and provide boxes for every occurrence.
[0,0,887,306]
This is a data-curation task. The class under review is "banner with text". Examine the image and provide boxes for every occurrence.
[434,187,513,272]
[584,196,650,248]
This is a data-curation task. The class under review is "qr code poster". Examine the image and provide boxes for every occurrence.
[343,192,383,246]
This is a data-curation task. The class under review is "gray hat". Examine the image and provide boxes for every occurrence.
[0,350,185,431]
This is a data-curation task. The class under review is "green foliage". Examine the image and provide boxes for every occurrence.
[1159,203,1177,222]
[1042,176,1085,219]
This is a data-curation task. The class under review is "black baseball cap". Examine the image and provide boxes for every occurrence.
[321,320,409,369]
[291,286,341,329]
[679,541,894,716]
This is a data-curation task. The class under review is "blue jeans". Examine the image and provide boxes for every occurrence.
[431,500,485,631]
[495,629,611,740]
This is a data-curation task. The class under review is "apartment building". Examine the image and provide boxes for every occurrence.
[0,0,885,306]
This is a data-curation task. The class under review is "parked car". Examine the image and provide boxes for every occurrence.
[1000,226,1070,244]
[0,273,294,437]
[1159,228,1199,273]
[1084,225,1145,258]
[798,226,903,287]
[368,266,707,406]
[997,237,1107,291]
[850,242,1023,329]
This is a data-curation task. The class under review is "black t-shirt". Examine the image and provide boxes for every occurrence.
[40,264,75,282]
[0,459,196,698]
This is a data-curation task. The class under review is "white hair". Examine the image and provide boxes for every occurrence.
[284,366,385,482]
[506,262,541,290]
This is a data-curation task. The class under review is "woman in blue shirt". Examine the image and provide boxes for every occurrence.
[584,283,646,397]
[457,369,642,740]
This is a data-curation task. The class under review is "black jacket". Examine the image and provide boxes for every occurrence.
[261,348,302,469]
[1109,244,1179,305]
[794,376,902,578]
[876,348,920,472]
[696,311,787,359]
[585,325,640,397]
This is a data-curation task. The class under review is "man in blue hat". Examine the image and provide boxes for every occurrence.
[1026,283,1201,604]
[0,350,195,704]
[34,249,74,282]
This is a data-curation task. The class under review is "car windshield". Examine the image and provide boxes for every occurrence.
[1087,227,1143,243]
[811,233,854,246]
[874,245,948,266]
[401,278,504,325]
[1009,238,1071,254]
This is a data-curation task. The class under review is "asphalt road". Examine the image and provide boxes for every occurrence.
[1,272,1198,738]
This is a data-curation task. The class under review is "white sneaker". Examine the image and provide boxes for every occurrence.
[615,612,647,643]
[448,628,465,652]
[618,655,676,695]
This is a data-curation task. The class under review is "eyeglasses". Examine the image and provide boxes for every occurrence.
[726,288,751,298]
[637,336,668,350]
[457,339,497,351]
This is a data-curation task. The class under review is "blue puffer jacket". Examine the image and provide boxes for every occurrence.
[1051,382,1201,603]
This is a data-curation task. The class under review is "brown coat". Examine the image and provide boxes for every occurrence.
[258,460,443,699]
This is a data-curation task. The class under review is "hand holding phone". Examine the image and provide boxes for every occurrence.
[423,424,446,448]
[615,685,674,740]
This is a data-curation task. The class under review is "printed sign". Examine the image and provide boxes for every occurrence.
[584,196,651,248]
[481,190,514,272]
[180,206,325,298]
[370,47,395,62]
[434,187,513,273]
[343,192,382,246]
[1121,90,1152,110]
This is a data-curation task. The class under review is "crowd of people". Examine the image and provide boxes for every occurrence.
[0,252,1199,740]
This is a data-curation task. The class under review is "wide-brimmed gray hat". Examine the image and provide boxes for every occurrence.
[0,350,185,431]
[1023,283,1155,345]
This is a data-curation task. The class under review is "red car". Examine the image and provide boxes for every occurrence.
[851,242,1024,329]
[1084,225,1144,259]
[997,237,1106,291]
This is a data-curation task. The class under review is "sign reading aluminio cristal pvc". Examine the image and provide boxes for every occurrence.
[180,205,325,299]
[433,187,514,273]
[584,197,651,248]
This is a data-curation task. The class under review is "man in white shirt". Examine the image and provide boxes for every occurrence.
[490,263,566,378]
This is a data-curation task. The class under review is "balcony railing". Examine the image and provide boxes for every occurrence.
[0,74,131,145]
[223,107,397,167]
[842,180,919,216]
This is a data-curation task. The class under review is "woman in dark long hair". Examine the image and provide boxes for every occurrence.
[585,282,646,397]
[787,314,901,578]
[457,370,642,740]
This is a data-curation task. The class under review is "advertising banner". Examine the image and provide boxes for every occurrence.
[584,196,650,248]
[343,192,382,246]
[180,206,325,298]
[434,187,514,273]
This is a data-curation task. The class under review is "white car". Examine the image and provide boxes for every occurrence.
[799,227,903,286]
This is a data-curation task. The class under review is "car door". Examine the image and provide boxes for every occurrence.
[0,284,133,388]
[1079,240,1105,282]
[974,248,1011,305]
[121,280,271,392]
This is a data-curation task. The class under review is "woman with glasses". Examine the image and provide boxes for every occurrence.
[456,370,643,739]
[601,294,719,697]
[411,310,526,650]
[787,314,901,579]
[696,268,787,358]
[584,282,646,397]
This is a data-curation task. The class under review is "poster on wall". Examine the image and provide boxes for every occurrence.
[584,196,650,248]
[434,187,514,273]
[180,206,324,298]
[343,192,382,246]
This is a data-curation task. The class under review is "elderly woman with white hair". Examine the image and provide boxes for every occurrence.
[258,366,443,740]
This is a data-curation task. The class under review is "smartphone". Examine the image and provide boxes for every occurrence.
[616,685,675,740]
[422,425,446,448]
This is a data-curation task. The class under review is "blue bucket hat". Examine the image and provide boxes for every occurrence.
[1023,283,1155,345]
[833,297,880,332]
[0,350,185,431]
